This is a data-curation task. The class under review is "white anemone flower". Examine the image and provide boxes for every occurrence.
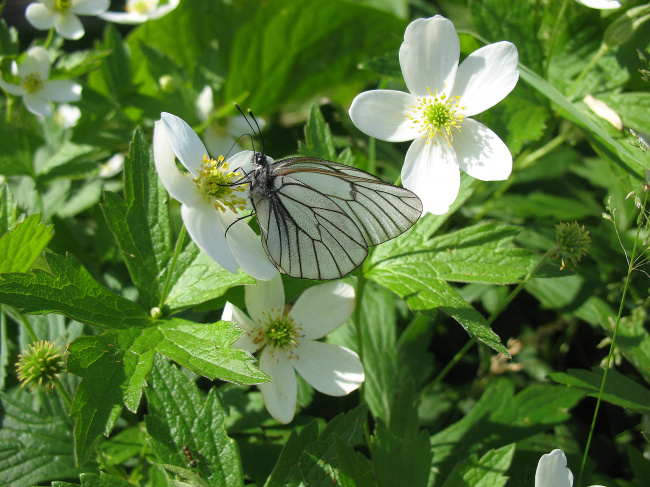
[25,0,110,40]
[573,0,621,9]
[535,449,606,487]
[55,103,81,128]
[196,85,266,158]
[223,274,364,424]
[349,15,519,215]
[99,0,179,25]
[0,46,82,118]
[153,112,278,281]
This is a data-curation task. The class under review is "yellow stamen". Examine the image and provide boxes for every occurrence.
[193,154,247,213]
[406,85,465,146]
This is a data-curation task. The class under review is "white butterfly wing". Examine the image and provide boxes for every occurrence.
[251,157,422,280]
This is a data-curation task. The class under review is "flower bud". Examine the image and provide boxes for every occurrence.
[604,4,650,49]
[158,75,178,93]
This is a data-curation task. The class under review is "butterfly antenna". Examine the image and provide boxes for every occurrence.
[247,108,265,155]
[234,102,263,153]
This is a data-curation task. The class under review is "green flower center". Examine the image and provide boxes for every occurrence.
[21,73,44,94]
[16,340,66,390]
[54,0,72,12]
[126,0,156,14]
[259,309,302,352]
[408,87,465,146]
[193,154,247,213]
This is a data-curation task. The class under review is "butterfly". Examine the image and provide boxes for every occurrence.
[234,107,423,280]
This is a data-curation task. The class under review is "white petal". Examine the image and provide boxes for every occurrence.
[25,3,58,30]
[227,150,257,177]
[245,273,285,324]
[222,210,279,281]
[402,137,460,215]
[455,118,512,181]
[161,112,208,177]
[18,46,51,79]
[196,85,214,122]
[71,0,110,15]
[55,11,84,40]
[573,0,621,9]
[289,282,355,340]
[0,79,26,96]
[147,0,179,20]
[451,41,519,117]
[181,204,239,274]
[41,80,82,102]
[259,348,297,424]
[292,340,364,396]
[535,450,573,487]
[152,120,204,206]
[203,124,235,160]
[98,10,148,23]
[348,90,419,142]
[22,94,51,118]
[399,16,459,97]
[223,302,263,354]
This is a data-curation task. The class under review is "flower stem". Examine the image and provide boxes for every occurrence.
[54,377,73,410]
[577,189,649,486]
[43,28,55,49]
[159,225,187,310]
[354,274,367,364]
[566,43,609,99]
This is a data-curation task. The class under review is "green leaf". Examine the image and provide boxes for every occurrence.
[0,19,19,56]
[52,472,134,487]
[369,381,432,487]
[0,393,84,487]
[601,91,650,133]
[519,64,647,175]
[550,367,650,415]
[441,443,515,487]
[0,253,152,330]
[610,305,650,386]
[334,436,377,487]
[430,380,584,482]
[265,405,368,487]
[88,25,133,98]
[101,127,173,310]
[0,214,53,273]
[0,184,17,235]
[299,105,337,161]
[145,355,244,487]
[165,241,254,314]
[470,0,543,74]
[67,328,157,464]
[155,317,270,385]
[223,0,407,114]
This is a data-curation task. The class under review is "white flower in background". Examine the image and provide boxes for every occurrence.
[573,0,621,9]
[223,274,364,424]
[0,46,82,118]
[196,85,266,158]
[153,112,278,280]
[25,0,110,40]
[349,15,519,215]
[55,103,81,128]
[99,153,125,178]
[535,449,606,487]
[99,0,179,25]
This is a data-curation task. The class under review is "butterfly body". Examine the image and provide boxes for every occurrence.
[245,152,422,280]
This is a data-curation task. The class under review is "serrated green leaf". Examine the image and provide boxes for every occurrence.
[52,472,134,487]
[0,184,17,235]
[369,381,431,487]
[145,355,244,487]
[0,253,152,330]
[35,140,102,177]
[441,443,515,487]
[265,405,368,487]
[96,426,147,466]
[550,367,650,415]
[601,91,650,133]
[0,393,84,487]
[88,25,133,98]
[299,105,337,161]
[0,19,19,56]
[165,242,254,314]
[430,380,584,482]
[155,317,270,385]
[334,436,377,487]
[67,328,158,464]
[101,127,173,310]
[0,214,53,273]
